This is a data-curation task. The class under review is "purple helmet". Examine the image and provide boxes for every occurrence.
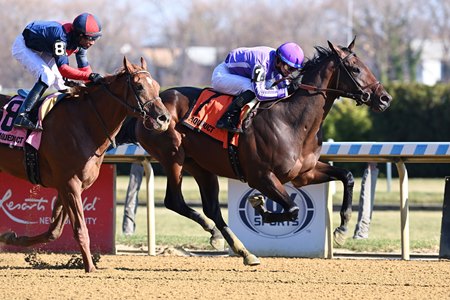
[276,42,304,69]
[73,13,102,38]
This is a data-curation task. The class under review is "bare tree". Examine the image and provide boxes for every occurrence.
[0,0,446,90]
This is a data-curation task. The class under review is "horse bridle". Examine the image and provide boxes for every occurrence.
[87,69,161,148]
[333,52,381,105]
[100,69,161,119]
[296,51,381,105]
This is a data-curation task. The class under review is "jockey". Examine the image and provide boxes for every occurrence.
[211,42,304,132]
[11,12,103,131]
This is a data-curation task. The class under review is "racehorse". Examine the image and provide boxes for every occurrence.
[0,57,171,272]
[133,38,392,265]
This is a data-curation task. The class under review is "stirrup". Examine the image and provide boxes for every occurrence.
[216,121,242,133]
[14,114,42,131]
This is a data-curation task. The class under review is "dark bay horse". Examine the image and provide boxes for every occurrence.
[134,39,392,265]
[0,57,170,272]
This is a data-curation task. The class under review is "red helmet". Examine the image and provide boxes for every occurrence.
[73,13,102,38]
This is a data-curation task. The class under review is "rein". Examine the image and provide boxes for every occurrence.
[296,52,381,105]
[85,69,159,149]
[100,70,160,117]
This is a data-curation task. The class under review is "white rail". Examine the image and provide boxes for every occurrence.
[105,142,450,259]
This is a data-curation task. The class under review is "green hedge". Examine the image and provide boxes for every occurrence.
[323,82,450,177]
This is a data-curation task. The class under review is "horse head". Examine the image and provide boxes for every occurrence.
[327,38,392,112]
[121,57,170,131]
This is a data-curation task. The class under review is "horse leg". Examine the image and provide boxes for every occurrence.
[184,159,225,250]
[248,193,296,222]
[247,172,300,223]
[59,181,95,273]
[292,161,354,246]
[0,195,68,246]
[184,161,259,265]
[162,160,220,242]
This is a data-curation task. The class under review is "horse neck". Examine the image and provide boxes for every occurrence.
[301,59,340,119]
[81,79,129,149]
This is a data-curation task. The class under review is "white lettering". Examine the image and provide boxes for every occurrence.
[39,217,51,224]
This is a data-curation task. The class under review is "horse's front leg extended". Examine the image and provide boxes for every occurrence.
[333,170,354,245]
[293,161,354,246]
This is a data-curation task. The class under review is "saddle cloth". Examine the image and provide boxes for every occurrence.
[182,88,257,148]
[0,91,63,149]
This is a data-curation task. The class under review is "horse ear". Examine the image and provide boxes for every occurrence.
[328,40,347,59]
[123,56,132,73]
[140,57,147,70]
[348,36,356,51]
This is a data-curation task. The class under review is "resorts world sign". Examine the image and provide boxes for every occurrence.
[0,165,115,254]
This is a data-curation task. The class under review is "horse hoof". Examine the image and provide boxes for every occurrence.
[333,227,347,246]
[243,254,261,266]
[248,194,265,208]
[85,266,97,273]
[0,232,17,243]
[210,236,226,251]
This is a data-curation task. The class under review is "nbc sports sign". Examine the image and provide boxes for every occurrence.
[228,179,327,257]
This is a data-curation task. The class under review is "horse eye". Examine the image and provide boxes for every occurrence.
[135,83,144,91]
[351,67,360,74]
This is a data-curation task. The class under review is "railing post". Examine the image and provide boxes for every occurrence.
[142,159,156,256]
[439,176,450,258]
[395,160,410,260]
[325,182,333,259]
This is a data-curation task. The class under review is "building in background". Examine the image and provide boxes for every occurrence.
[415,39,449,85]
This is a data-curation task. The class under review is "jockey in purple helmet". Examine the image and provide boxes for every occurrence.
[11,12,103,131]
[211,42,304,132]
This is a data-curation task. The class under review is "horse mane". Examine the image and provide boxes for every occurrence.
[67,67,128,95]
[301,46,334,74]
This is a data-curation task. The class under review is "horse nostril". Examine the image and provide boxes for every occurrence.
[158,114,169,123]
[381,94,392,106]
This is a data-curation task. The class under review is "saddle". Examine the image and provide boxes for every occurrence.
[181,88,259,182]
[181,88,259,148]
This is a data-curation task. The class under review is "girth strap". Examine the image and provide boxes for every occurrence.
[227,132,246,182]
[24,142,42,185]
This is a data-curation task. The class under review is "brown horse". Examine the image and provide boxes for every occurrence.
[133,39,392,265]
[0,57,170,272]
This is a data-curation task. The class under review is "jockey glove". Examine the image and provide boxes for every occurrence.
[287,80,300,95]
[89,73,103,83]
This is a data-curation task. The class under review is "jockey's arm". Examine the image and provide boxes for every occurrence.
[251,65,289,101]
[58,64,91,81]
[56,49,92,81]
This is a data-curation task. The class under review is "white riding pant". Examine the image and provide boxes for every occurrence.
[211,62,253,96]
[12,35,68,90]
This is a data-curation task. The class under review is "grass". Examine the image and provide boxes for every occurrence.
[115,175,446,253]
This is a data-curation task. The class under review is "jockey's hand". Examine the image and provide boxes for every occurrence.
[64,79,83,87]
[287,80,300,95]
[88,73,103,83]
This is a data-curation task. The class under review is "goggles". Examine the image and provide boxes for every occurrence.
[282,62,299,73]
[83,35,100,41]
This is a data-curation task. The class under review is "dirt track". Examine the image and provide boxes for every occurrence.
[0,251,449,300]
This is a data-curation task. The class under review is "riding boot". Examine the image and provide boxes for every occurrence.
[14,80,48,131]
[216,90,255,133]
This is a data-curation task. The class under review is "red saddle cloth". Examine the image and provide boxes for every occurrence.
[182,88,243,148]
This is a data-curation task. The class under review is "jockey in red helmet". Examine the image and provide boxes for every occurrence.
[11,12,103,131]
